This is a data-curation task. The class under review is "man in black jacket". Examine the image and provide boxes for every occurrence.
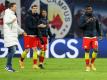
[37,9,53,69]
[80,5,102,72]
[19,5,40,69]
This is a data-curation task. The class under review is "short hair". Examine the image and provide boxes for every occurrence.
[85,4,92,8]
[9,3,16,8]
[41,9,47,12]
[40,9,47,14]
[40,9,47,18]
[31,5,38,8]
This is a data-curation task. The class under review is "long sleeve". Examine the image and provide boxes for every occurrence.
[48,27,52,37]
[96,19,101,36]
[17,25,24,34]
[79,15,87,29]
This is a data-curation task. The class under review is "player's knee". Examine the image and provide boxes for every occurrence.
[93,48,98,53]
[25,49,30,53]
[32,47,37,51]
[42,48,46,51]
[85,49,90,53]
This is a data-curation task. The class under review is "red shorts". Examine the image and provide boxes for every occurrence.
[83,37,98,50]
[37,37,48,51]
[24,35,38,49]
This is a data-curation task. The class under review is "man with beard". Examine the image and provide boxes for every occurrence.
[80,5,102,72]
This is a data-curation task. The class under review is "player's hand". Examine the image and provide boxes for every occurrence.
[23,32,27,36]
[86,18,92,23]
[86,17,95,23]
[38,24,46,28]
[20,32,27,36]
[18,32,26,38]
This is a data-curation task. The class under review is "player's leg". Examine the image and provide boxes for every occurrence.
[32,37,39,69]
[5,45,16,72]
[19,49,29,68]
[32,48,39,69]
[19,35,30,68]
[39,47,46,69]
[85,49,90,71]
[83,37,91,71]
[91,37,98,71]
[39,37,47,69]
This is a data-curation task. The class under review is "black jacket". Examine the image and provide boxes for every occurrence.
[38,17,52,37]
[79,14,101,37]
[24,11,39,35]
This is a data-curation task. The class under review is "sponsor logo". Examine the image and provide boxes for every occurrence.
[49,39,79,58]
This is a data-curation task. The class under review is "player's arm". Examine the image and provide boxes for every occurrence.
[79,15,93,29]
[79,15,87,29]
[47,27,52,37]
[38,24,47,28]
[47,27,55,42]
[96,19,102,40]
[38,30,44,44]
[37,22,44,44]
[17,25,27,36]
[38,19,47,28]
[96,19,102,36]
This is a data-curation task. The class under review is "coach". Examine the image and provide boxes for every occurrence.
[3,3,25,72]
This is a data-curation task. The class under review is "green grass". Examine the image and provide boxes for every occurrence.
[0,58,107,80]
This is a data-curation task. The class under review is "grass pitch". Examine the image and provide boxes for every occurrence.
[0,58,107,80]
